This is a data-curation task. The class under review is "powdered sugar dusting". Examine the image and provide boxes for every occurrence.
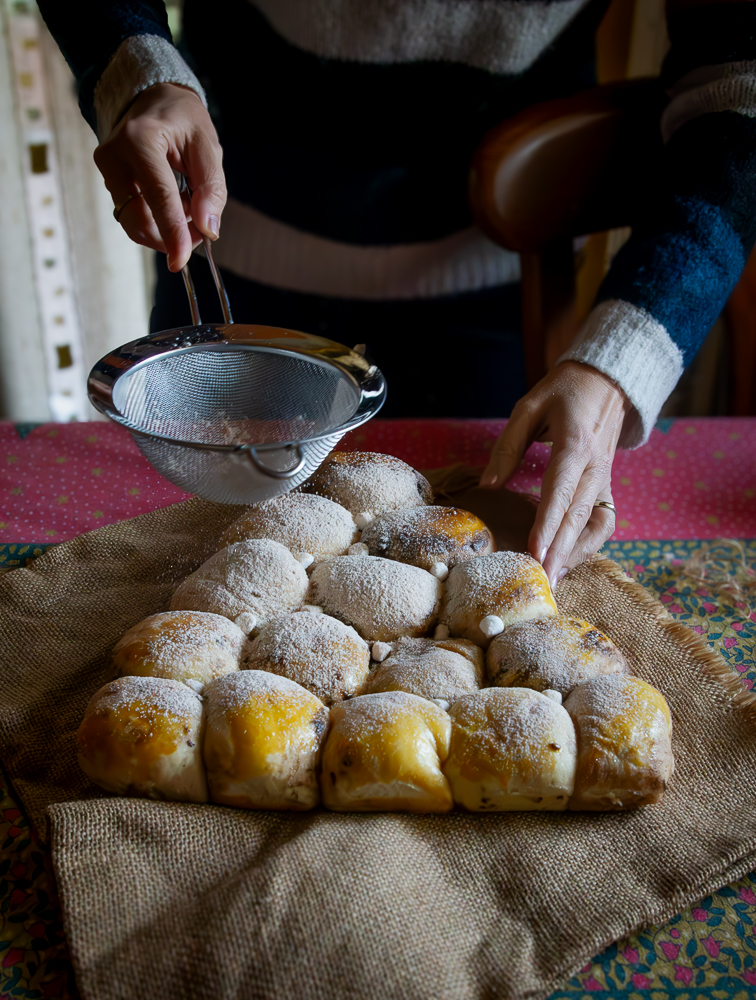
[486,615,628,696]
[246,611,369,705]
[361,506,493,570]
[85,675,202,723]
[301,451,433,515]
[219,493,358,560]
[307,555,441,642]
[359,636,483,704]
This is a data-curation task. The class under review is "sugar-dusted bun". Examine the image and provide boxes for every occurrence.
[444,688,576,811]
[300,451,433,515]
[307,555,441,642]
[442,551,557,648]
[361,506,494,572]
[320,692,452,813]
[77,676,207,802]
[359,637,483,706]
[486,614,629,697]
[245,611,370,705]
[170,539,308,636]
[219,493,359,562]
[564,675,674,811]
[204,671,329,811]
[112,610,251,689]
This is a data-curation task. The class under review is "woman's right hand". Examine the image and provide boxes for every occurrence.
[93,82,227,272]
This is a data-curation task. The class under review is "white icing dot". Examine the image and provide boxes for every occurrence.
[354,511,375,530]
[433,623,450,640]
[296,552,314,569]
[430,561,449,581]
[371,641,392,662]
[543,689,563,704]
[234,611,258,634]
[479,615,505,639]
[348,541,370,556]
[301,605,324,615]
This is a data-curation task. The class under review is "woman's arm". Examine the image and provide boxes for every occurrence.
[483,0,756,585]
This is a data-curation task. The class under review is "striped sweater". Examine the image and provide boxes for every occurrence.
[39,0,756,445]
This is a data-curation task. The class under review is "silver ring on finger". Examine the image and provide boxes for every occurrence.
[593,499,616,515]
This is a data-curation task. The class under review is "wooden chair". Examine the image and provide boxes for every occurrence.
[468,78,666,389]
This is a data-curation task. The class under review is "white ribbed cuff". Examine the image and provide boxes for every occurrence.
[557,300,684,448]
[93,35,207,140]
[661,61,756,143]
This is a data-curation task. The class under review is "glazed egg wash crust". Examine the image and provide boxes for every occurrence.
[78,451,674,816]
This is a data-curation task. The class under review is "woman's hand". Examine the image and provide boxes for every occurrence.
[93,82,226,272]
[480,361,631,588]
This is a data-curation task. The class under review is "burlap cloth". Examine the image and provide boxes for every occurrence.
[1,482,755,1000]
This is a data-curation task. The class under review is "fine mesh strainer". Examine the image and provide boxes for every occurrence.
[88,243,386,505]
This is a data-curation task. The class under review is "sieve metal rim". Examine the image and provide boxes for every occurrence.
[88,322,386,451]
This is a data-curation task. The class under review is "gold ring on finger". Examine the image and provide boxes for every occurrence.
[593,499,616,515]
[112,191,141,222]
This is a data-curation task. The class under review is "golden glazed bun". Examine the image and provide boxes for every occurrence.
[300,451,433,516]
[170,539,308,636]
[360,506,494,572]
[358,637,483,706]
[219,493,359,562]
[245,611,370,705]
[564,675,674,811]
[486,615,629,697]
[321,692,453,813]
[112,610,251,689]
[444,688,577,812]
[307,555,441,642]
[442,551,557,648]
[204,671,329,811]
[77,676,207,802]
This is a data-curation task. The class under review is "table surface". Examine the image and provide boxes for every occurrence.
[0,418,755,1000]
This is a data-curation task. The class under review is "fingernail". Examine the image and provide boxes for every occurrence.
[538,547,547,565]
[208,214,219,239]
[479,472,497,487]
[167,255,177,272]
[558,568,569,581]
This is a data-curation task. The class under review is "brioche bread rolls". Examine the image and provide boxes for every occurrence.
[77,676,207,802]
[300,451,433,516]
[245,611,370,705]
[321,692,453,813]
[486,615,629,697]
[171,539,308,636]
[359,636,483,707]
[443,551,557,648]
[219,493,358,562]
[444,688,577,811]
[204,671,329,811]
[307,555,441,642]
[360,506,494,573]
[112,611,250,688]
[564,675,673,811]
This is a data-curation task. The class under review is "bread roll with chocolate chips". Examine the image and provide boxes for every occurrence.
[360,506,493,572]
[307,555,441,642]
[170,539,308,636]
[442,551,557,648]
[564,675,674,811]
[112,611,250,689]
[204,671,329,811]
[486,615,629,697]
[77,676,207,802]
[444,688,577,811]
[321,692,452,813]
[359,636,483,706]
[300,451,433,516]
[219,493,358,561]
[245,611,370,705]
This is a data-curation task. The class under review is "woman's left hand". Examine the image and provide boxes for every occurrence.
[480,361,631,589]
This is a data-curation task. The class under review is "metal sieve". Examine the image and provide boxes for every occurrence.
[87,243,386,505]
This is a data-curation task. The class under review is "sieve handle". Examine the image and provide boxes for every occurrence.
[176,172,234,325]
[243,444,306,480]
